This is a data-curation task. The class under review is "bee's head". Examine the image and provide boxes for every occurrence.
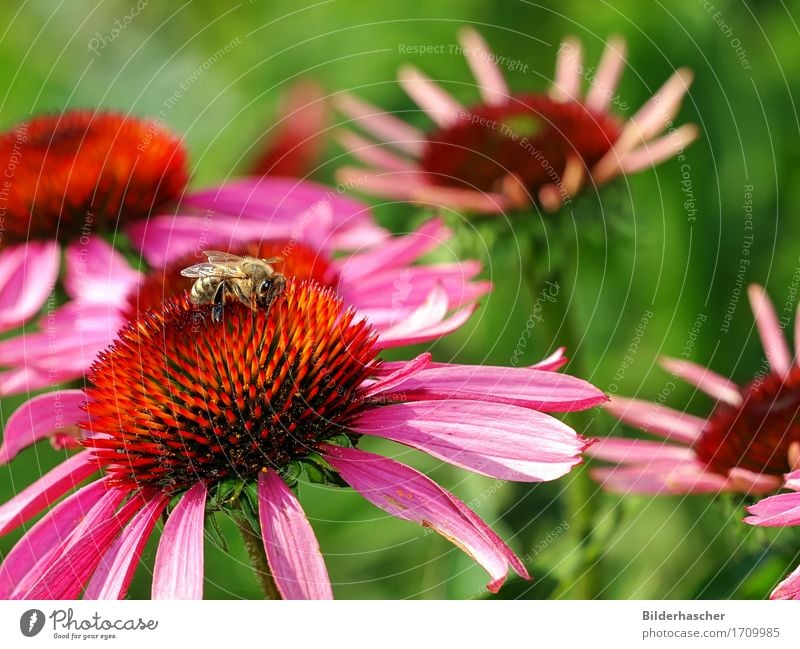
[256,273,287,306]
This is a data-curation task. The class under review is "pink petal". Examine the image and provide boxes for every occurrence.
[530,347,569,371]
[354,399,589,482]
[749,285,792,377]
[377,296,477,348]
[744,492,800,527]
[620,124,700,175]
[0,241,60,331]
[21,490,143,600]
[257,471,333,600]
[334,93,425,156]
[660,356,742,405]
[0,479,110,598]
[405,183,509,213]
[152,482,207,600]
[364,353,432,398]
[785,469,800,491]
[592,462,728,495]
[726,468,781,495]
[0,451,99,535]
[586,36,627,111]
[458,28,509,105]
[0,390,85,464]
[771,563,800,600]
[587,437,694,464]
[64,237,141,306]
[337,218,451,282]
[320,445,529,592]
[550,36,583,102]
[398,65,463,127]
[371,364,607,412]
[84,494,170,600]
[604,395,706,444]
[337,131,417,172]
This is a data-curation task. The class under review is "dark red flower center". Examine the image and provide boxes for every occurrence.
[419,94,621,194]
[83,281,379,492]
[121,239,339,320]
[0,110,188,247]
[694,367,800,476]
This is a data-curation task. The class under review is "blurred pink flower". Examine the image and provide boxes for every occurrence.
[336,29,698,214]
[0,216,489,396]
[0,282,605,599]
[744,469,800,599]
[590,285,800,495]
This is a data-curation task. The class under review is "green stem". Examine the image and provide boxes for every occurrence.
[236,517,281,600]
[523,220,603,599]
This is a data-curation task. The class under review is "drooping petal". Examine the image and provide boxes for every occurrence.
[604,396,705,444]
[321,445,529,592]
[748,284,792,377]
[64,237,142,306]
[354,400,589,482]
[619,124,700,175]
[0,241,60,331]
[771,563,800,600]
[370,364,606,412]
[364,353,432,398]
[659,356,742,406]
[591,462,728,495]
[586,36,627,111]
[0,479,110,598]
[586,437,695,464]
[334,93,425,156]
[84,493,169,600]
[398,65,464,127]
[0,390,86,464]
[21,490,143,600]
[336,131,417,172]
[744,492,800,527]
[257,471,333,600]
[550,36,583,102]
[0,451,100,535]
[458,27,509,105]
[725,468,781,495]
[337,218,451,282]
[151,482,207,600]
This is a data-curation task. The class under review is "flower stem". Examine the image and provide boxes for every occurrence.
[236,517,281,600]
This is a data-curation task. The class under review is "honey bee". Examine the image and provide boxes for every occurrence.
[180,250,287,323]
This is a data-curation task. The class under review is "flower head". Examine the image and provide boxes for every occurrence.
[0,110,188,245]
[0,280,605,599]
[336,29,698,214]
[590,285,800,495]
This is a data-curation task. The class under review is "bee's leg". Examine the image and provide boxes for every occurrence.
[211,282,226,323]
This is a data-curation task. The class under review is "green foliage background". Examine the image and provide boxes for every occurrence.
[1,0,799,599]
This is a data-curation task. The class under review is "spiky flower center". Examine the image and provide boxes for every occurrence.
[121,240,339,320]
[695,368,800,476]
[420,95,620,193]
[83,282,378,492]
[0,110,188,246]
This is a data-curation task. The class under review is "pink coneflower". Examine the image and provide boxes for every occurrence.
[589,285,800,495]
[336,29,698,214]
[0,281,605,599]
[0,108,383,336]
[744,469,800,600]
[0,217,486,396]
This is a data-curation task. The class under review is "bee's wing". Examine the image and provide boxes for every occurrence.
[180,262,221,278]
[204,250,244,264]
[261,256,284,264]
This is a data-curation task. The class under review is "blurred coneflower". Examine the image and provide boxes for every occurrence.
[0,218,488,395]
[0,280,605,599]
[743,469,800,599]
[336,29,698,214]
[590,285,800,495]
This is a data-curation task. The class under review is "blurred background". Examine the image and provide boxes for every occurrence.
[1,0,799,599]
